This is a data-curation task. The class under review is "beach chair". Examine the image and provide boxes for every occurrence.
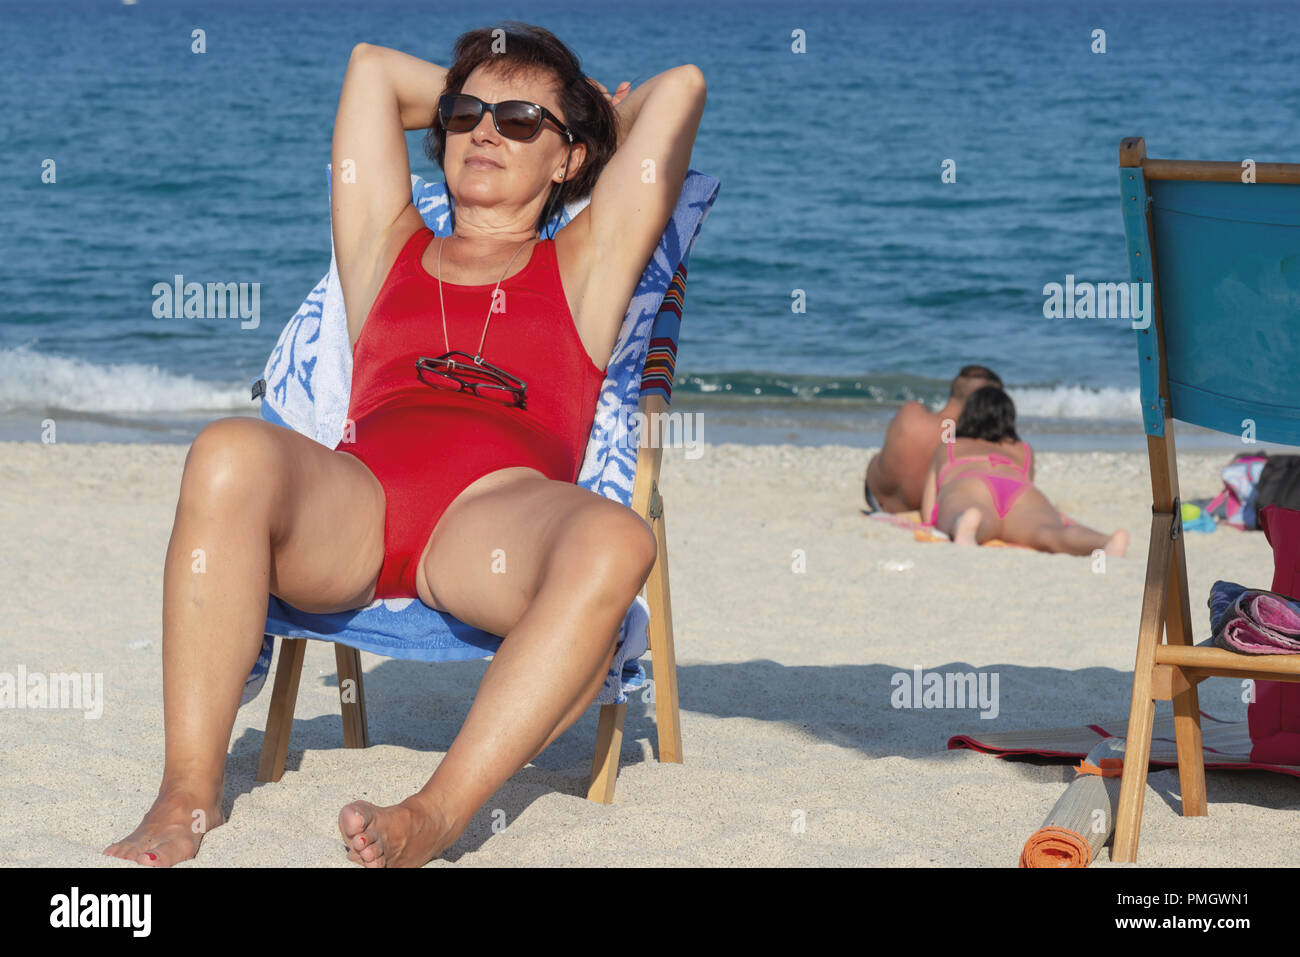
[247,168,720,804]
[1112,137,1300,861]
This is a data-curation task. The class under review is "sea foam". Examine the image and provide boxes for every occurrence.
[0,347,250,415]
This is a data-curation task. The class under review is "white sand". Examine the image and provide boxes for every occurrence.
[1,439,1296,867]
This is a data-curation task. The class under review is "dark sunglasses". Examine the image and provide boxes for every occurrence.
[416,351,528,409]
[437,93,573,143]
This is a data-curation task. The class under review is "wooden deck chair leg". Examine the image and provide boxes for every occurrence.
[335,644,370,749]
[645,482,683,764]
[1165,527,1208,818]
[587,701,627,804]
[257,636,307,783]
[1113,510,1175,862]
[586,479,683,803]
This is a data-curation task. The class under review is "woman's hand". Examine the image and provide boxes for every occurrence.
[587,76,632,107]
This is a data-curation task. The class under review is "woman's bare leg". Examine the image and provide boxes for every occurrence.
[104,417,387,866]
[934,476,1001,544]
[1001,486,1128,556]
[338,471,657,867]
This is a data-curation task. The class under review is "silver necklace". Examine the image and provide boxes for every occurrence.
[435,233,534,364]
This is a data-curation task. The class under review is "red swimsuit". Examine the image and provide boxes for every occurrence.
[336,226,606,599]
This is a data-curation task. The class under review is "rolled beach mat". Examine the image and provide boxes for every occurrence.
[1019,737,1125,867]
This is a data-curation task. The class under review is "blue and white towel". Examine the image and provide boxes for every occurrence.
[247,167,720,706]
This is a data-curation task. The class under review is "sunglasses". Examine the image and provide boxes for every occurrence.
[437,93,574,143]
[416,351,528,409]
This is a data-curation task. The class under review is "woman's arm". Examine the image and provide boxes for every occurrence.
[570,64,705,353]
[331,43,447,344]
[603,74,662,149]
[589,64,704,252]
[357,43,450,131]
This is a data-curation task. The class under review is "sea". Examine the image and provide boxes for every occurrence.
[2,0,1297,449]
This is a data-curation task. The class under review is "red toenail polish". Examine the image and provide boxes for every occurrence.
[145,853,156,861]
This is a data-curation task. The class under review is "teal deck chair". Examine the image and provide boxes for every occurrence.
[250,168,720,803]
[1114,138,1300,861]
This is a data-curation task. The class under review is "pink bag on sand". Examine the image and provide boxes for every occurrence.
[1206,453,1268,528]
[1250,506,1300,764]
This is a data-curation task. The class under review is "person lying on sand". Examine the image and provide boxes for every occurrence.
[864,364,1003,513]
[919,385,1128,556]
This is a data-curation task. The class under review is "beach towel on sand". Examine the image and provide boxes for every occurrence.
[864,509,1076,548]
[248,167,720,706]
[948,710,1300,777]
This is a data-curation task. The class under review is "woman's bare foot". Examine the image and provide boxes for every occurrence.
[952,507,982,546]
[103,781,224,867]
[1105,529,1129,558]
[339,793,457,868]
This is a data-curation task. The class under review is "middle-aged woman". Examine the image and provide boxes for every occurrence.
[105,21,706,867]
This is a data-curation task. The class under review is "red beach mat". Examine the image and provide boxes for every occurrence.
[948,711,1300,777]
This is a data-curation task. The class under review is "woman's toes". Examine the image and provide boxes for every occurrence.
[339,803,372,843]
[353,827,379,854]
[340,801,386,860]
[343,835,368,864]
[340,797,446,867]
[104,842,142,862]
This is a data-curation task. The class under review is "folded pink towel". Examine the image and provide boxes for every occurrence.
[1211,581,1300,654]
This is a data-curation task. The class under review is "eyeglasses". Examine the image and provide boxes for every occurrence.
[416,351,528,409]
[437,93,573,143]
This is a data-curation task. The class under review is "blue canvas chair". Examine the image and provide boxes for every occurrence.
[1113,138,1300,861]
[245,167,720,803]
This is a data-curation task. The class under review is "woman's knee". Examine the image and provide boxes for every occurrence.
[550,504,658,599]
[181,418,285,508]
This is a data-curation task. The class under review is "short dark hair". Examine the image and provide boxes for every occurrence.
[949,364,1003,400]
[955,385,1019,443]
[422,21,619,236]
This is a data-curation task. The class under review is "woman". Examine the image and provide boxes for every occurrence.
[104,22,706,867]
[919,386,1128,556]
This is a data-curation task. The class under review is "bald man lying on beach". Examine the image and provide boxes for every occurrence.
[863,365,1003,513]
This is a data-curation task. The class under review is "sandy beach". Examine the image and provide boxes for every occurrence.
[1,438,1295,867]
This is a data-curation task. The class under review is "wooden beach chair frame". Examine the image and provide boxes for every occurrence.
[253,391,683,804]
[1113,137,1300,861]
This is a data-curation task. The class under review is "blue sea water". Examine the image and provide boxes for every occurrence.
[1,0,1297,445]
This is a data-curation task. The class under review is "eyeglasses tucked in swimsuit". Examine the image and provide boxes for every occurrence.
[437,93,574,143]
[416,351,529,409]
